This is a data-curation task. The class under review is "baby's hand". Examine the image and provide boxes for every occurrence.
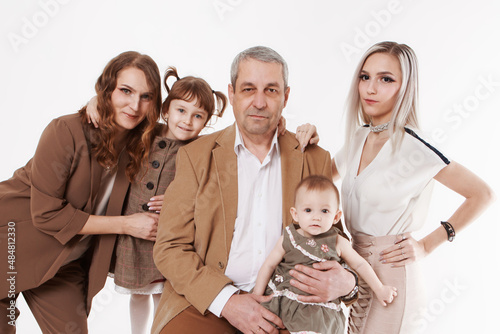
[376,285,397,306]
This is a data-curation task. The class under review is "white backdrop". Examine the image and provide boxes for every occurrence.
[1,0,499,333]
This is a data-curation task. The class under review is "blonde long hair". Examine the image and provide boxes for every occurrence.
[345,41,419,152]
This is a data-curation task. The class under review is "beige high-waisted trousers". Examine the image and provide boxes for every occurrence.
[348,234,426,334]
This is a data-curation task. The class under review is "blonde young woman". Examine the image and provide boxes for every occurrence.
[326,42,495,333]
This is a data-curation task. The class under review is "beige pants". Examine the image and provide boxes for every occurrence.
[160,305,291,334]
[348,234,426,334]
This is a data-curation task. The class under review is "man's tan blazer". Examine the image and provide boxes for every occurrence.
[152,124,336,333]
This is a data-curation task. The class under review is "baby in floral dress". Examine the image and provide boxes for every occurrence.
[253,175,397,334]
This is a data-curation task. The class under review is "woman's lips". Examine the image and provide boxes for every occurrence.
[364,99,378,105]
[123,112,138,119]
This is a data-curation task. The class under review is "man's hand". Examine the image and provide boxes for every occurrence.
[289,260,355,303]
[221,294,283,334]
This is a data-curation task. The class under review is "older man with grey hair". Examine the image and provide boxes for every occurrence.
[152,46,357,334]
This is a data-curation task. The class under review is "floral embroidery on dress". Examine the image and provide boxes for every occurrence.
[321,244,329,253]
[286,226,326,262]
[274,274,284,283]
[306,239,316,247]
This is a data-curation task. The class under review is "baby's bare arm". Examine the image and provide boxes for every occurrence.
[336,235,397,306]
[253,236,285,295]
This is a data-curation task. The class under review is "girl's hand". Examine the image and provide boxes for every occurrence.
[148,195,164,213]
[123,212,158,241]
[375,285,397,306]
[296,123,319,152]
[379,233,427,267]
[277,115,287,136]
[86,96,100,128]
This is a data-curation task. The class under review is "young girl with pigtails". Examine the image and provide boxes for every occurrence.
[87,66,227,333]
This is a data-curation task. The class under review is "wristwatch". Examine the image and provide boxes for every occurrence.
[340,263,359,302]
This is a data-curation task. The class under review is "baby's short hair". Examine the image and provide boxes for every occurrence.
[294,175,340,208]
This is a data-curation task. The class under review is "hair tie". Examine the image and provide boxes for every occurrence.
[212,90,215,94]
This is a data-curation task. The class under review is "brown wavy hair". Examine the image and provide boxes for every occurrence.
[79,51,162,181]
[161,67,226,127]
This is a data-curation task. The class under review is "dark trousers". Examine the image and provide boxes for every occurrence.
[0,260,88,334]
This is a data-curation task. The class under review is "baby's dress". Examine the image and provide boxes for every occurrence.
[261,224,345,334]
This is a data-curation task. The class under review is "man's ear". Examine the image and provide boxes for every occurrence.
[283,86,290,108]
[228,84,234,105]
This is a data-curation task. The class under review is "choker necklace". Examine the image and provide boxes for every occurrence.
[369,121,390,133]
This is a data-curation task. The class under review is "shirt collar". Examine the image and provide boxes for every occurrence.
[234,123,280,159]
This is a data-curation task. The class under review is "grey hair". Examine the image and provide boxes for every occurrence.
[344,41,420,152]
[230,46,289,89]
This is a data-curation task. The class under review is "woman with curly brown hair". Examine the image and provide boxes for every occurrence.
[0,51,162,334]
[86,66,228,334]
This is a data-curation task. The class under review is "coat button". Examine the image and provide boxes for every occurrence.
[158,140,167,149]
[142,203,149,211]
[146,182,154,190]
[152,160,160,168]
[218,262,225,269]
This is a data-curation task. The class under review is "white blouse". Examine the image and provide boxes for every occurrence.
[335,126,450,237]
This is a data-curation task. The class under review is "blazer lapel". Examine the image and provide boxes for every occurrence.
[105,150,131,216]
[87,150,130,308]
[212,125,238,256]
[279,131,303,228]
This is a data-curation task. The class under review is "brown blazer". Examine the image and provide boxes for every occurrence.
[0,113,130,313]
[152,124,336,333]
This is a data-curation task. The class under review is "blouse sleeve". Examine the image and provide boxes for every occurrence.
[30,117,90,245]
[405,128,451,179]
